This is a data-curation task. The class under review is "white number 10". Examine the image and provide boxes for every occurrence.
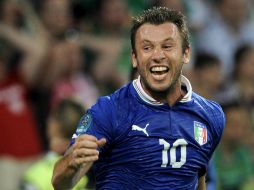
[159,138,188,168]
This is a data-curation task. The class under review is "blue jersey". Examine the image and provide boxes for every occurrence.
[71,76,225,190]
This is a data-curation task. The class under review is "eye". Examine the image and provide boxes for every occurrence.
[162,44,172,50]
[143,45,153,52]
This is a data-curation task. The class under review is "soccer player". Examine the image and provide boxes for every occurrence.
[52,7,225,190]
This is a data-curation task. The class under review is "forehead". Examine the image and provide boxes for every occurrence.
[136,23,180,42]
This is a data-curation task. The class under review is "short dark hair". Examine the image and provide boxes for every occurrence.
[194,53,220,70]
[50,99,85,139]
[131,6,190,54]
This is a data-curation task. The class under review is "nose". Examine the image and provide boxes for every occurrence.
[151,47,165,63]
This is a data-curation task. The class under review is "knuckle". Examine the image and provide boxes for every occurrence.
[76,159,81,165]
[73,150,78,158]
[85,150,90,155]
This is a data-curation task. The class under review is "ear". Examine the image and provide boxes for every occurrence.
[131,51,138,68]
[183,47,190,64]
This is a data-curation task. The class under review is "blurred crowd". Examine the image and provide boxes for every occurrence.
[0,0,254,190]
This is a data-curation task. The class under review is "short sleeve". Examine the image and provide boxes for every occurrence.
[209,101,226,155]
[69,96,116,147]
[198,100,226,175]
[212,103,225,145]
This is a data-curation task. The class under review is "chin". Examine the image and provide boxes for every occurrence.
[150,84,172,93]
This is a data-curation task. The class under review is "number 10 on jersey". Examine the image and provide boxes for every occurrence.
[159,139,188,168]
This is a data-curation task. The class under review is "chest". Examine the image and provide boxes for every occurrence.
[108,108,213,173]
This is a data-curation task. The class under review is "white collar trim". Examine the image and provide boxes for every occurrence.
[133,75,192,105]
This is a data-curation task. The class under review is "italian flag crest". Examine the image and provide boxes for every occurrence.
[194,121,207,145]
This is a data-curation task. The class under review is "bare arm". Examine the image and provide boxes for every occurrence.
[78,34,127,85]
[52,135,106,190]
[0,0,49,87]
[52,147,93,190]
[197,174,206,190]
[0,23,48,85]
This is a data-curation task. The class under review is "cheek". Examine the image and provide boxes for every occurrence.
[166,51,184,67]
[136,65,147,78]
[136,54,149,70]
[171,59,184,74]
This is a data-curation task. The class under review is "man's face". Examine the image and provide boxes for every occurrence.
[132,23,190,94]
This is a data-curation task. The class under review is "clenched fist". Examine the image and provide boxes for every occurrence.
[69,134,106,169]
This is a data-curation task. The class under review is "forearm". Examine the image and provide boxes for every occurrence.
[0,22,48,82]
[0,24,35,52]
[52,153,92,190]
[197,175,206,190]
[52,135,106,189]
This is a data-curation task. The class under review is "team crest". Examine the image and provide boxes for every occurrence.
[76,113,92,134]
[194,121,207,145]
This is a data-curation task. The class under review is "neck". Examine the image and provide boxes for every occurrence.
[143,78,185,107]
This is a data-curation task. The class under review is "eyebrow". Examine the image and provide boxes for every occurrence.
[141,38,175,44]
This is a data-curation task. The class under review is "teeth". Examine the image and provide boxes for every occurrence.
[151,66,168,72]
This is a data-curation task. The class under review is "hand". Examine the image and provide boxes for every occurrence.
[70,134,106,169]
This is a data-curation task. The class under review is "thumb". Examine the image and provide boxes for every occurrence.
[97,138,107,147]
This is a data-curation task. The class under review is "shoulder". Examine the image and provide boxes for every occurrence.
[110,82,133,103]
[91,82,133,112]
[192,93,224,116]
[88,82,133,126]
[192,92,225,138]
[81,83,133,143]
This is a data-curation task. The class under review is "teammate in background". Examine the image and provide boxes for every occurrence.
[52,7,225,190]
[20,99,94,190]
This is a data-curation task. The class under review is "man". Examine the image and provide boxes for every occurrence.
[52,7,225,190]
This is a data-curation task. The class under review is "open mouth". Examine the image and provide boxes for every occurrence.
[150,66,169,75]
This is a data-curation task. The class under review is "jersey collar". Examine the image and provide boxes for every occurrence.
[132,75,192,106]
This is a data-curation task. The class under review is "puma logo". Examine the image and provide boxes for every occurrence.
[132,123,149,137]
